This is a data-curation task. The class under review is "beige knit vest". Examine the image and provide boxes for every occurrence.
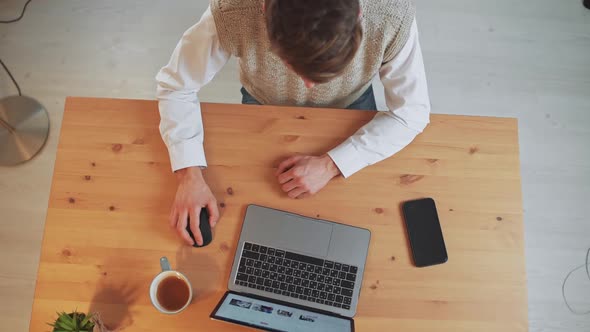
[211,0,415,108]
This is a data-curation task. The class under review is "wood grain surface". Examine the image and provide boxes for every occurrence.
[29,97,527,332]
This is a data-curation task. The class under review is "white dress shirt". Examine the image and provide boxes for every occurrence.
[156,6,430,178]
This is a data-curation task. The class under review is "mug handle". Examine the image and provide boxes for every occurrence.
[160,257,171,272]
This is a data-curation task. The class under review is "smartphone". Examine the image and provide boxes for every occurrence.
[402,198,448,267]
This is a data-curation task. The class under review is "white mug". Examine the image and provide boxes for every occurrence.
[149,257,193,314]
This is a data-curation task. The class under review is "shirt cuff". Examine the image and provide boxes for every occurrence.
[328,142,368,178]
[168,140,208,172]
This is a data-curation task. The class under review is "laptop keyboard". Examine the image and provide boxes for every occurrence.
[234,241,358,310]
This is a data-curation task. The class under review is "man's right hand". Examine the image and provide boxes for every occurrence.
[170,167,220,246]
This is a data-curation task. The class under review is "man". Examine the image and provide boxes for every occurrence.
[156,0,430,246]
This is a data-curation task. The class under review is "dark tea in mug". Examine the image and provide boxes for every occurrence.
[156,275,191,311]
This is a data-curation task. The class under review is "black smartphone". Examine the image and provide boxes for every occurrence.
[402,198,448,267]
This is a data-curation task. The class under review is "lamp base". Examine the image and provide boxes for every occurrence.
[0,95,49,166]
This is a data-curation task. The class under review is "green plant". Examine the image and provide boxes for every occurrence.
[48,310,95,332]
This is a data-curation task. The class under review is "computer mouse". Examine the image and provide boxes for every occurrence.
[185,208,213,247]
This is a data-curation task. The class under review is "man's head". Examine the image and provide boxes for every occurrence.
[265,0,362,88]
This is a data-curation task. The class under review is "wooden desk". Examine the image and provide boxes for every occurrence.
[30,97,527,331]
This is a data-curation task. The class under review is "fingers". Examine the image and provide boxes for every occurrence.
[278,168,297,185]
[287,187,308,199]
[169,207,178,228]
[298,193,311,199]
[276,155,304,176]
[189,206,204,246]
[281,179,300,193]
[207,199,220,228]
[176,210,194,246]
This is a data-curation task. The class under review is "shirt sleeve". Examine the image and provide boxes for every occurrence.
[328,19,431,178]
[156,6,230,172]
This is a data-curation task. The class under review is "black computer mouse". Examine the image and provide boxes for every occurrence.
[186,208,213,247]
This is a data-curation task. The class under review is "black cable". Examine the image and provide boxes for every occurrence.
[0,0,31,96]
[562,248,590,315]
[0,58,22,96]
[0,0,32,24]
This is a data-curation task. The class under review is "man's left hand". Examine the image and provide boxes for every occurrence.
[276,154,341,199]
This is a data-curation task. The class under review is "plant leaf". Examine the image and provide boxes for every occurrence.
[55,320,72,330]
[56,313,75,329]
[61,312,75,327]
[80,314,92,328]
[73,311,78,328]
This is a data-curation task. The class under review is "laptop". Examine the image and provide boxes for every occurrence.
[210,205,371,332]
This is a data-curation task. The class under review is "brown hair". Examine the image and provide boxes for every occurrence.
[265,0,362,84]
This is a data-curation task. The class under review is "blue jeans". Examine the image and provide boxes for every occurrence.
[240,86,378,111]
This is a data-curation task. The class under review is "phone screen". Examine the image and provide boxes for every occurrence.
[402,198,448,267]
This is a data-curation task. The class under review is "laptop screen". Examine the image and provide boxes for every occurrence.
[211,291,353,332]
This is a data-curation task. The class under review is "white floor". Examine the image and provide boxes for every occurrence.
[1,0,589,331]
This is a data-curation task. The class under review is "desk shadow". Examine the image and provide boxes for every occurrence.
[176,245,222,304]
[89,281,139,331]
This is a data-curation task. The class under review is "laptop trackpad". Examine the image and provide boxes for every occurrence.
[264,215,332,257]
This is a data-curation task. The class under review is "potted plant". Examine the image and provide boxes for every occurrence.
[48,310,112,332]
[48,311,94,332]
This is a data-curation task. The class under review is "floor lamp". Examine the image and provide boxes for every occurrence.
[1,0,49,166]
[0,93,49,166]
